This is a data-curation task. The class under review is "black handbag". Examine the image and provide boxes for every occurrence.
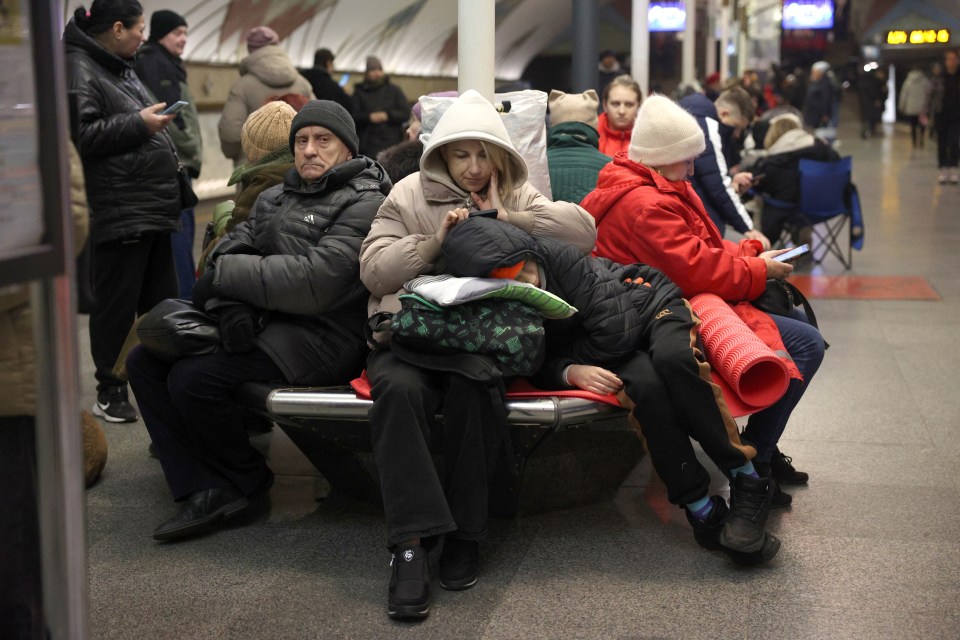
[177,165,199,210]
[752,278,820,329]
[137,298,219,362]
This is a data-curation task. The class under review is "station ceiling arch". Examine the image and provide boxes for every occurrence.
[63,0,621,79]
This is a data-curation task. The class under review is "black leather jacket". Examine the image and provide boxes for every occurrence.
[64,20,180,244]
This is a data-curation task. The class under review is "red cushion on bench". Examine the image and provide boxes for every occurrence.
[349,372,621,407]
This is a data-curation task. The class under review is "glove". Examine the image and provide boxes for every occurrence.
[217,303,258,354]
[191,269,217,309]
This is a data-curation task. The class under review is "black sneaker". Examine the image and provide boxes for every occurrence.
[388,544,430,620]
[754,462,793,509]
[685,496,728,551]
[439,537,480,591]
[720,473,775,554]
[93,386,139,423]
[770,448,809,485]
[686,496,780,565]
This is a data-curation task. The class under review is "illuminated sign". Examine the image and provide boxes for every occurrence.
[649,1,686,32]
[782,0,834,30]
[886,29,950,45]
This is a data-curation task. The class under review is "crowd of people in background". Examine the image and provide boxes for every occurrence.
[43,0,960,624]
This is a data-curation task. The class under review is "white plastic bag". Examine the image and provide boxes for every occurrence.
[419,90,553,200]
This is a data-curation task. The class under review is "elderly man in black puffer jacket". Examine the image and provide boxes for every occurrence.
[442,216,781,566]
[127,101,391,542]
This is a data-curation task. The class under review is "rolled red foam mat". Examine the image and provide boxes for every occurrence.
[691,293,789,410]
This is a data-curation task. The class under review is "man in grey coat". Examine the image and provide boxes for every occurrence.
[127,101,391,542]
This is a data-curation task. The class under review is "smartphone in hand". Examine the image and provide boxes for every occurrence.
[468,208,499,219]
[160,100,189,115]
[773,244,810,263]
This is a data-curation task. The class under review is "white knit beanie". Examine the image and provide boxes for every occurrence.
[629,94,705,166]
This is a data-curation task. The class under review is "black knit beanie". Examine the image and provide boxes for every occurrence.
[288,100,360,157]
[149,10,187,42]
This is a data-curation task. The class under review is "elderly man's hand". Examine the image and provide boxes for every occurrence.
[218,303,259,354]
[191,269,217,310]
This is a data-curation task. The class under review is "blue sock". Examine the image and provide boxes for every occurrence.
[686,495,713,520]
[730,461,760,478]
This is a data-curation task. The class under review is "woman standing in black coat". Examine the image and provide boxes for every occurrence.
[65,0,181,423]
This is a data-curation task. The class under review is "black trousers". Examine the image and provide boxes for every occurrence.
[0,416,44,640]
[760,204,808,245]
[126,344,283,500]
[906,115,926,148]
[937,118,960,168]
[367,348,502,548]
[90,232,177,392]
[615,299,755,506]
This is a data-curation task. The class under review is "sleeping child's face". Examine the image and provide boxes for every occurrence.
[515,259,541,287]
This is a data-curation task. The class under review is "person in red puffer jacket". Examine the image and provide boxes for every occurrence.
[582,94,825,502]
[598,75,643,156]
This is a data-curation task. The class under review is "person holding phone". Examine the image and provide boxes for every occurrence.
[583,95,825,502]
[65,0,182,423]
[359,90,596,619]
[136,9,204,298]
[751,116,839,247]
[298,48,356,120]
[679,87,771,248]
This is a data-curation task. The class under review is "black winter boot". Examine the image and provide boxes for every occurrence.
[721,474,777,554]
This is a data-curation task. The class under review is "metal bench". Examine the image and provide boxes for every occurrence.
[235,382,642,517]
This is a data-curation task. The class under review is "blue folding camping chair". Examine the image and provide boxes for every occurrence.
[797,156,859,269]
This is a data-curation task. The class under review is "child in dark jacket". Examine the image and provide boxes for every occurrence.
[442,215,781,565]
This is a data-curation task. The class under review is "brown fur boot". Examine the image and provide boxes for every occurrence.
[82,409,108,487]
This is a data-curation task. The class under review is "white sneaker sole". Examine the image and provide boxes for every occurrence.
[92,402,138,423]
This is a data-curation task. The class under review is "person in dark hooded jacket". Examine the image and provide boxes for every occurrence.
[679,88,770,247]
[135,9,204,298]
[443,216,782,567]
[126,101,391,543]
[64,0,182,423]
[353,56,410,159]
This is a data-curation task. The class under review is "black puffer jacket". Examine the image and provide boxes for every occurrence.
[207,156,391,384]
[443,217,681,388]
[64,20,180,244]
[533,237,681,387]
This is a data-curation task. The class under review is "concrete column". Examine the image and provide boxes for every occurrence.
[458,0,495,100]
[705,0,717,76]
[682,0,697,85]
[571,0,599,92]
[631,0,650,97]
[719,0,731,80]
